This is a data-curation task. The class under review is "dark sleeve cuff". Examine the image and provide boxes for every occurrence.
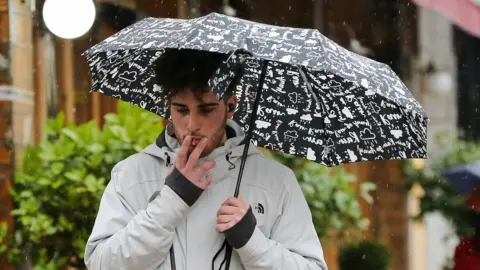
[165,167,203,207]
[224,206,257,249]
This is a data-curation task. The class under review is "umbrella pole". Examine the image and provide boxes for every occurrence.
[223,60,269,270]
[232,59,269,198]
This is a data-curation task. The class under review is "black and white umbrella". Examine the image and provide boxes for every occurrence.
[83,12,429,270]
[84,13,428,172]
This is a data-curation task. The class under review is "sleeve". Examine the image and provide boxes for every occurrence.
[225,169,328,270]
[84,165,203,270]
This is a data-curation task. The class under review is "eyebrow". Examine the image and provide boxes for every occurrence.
[171,102,219,108]
[198,102,219,108]
[171,103,187,108]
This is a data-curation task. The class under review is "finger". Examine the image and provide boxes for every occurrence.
[197,160,216,174]
[221,197,234,206]
[216,221,236,232]
[238,192,242,199]
[221,197,240,206]
[217,214,239,224]
[223,197,247,209]
[217,205,239,215]
[185,138,208,169]
[176,136,192,169]
[197,174,212,190]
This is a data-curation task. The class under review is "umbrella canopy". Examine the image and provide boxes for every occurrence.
[412,0,480,38]
[83,13,428,169]
[442,160,480,194]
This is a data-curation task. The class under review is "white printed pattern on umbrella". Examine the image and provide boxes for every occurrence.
[210,54,427,166]
[85,13,425,117]
[84,13,428,166]
[86,50,427,166]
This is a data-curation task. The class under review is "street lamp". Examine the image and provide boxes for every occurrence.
[421,63,454,96]
[42,0,96,39]
[427,69,454,96]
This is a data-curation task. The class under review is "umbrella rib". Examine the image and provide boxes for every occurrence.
[298,66,321,106]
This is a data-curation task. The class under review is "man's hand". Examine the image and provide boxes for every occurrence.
[216,194,251,232]
[175,135,215,190]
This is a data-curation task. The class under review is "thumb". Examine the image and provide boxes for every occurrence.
[238,192,242,199]
[198,174,212,190]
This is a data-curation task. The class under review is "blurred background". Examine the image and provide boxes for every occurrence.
[1,0,480,269]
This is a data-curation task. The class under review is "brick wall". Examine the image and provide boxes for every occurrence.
[0,0,13,268]
[9,0,35,166]
[371,160,408,270]
[0,0,35,268]
[417,7,459,270]
[418,8,457,158]
[341,161,407,270]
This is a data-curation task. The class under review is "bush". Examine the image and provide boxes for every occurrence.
[338,239,391,270]
[264,151,376,240]
[405,133,480,238]
[0,101,164,269]
[1,101,374,268]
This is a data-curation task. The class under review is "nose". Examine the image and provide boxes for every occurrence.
[186,112,201,133]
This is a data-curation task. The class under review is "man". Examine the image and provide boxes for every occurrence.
[84,49,328,270]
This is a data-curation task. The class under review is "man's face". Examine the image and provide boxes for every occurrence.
[170,89,236,157]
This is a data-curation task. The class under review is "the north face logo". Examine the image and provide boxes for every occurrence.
[254,203,264,214]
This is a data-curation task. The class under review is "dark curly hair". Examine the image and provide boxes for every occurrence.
[154,49,239,103]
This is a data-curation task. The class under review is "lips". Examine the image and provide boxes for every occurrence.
[190,136,203,146]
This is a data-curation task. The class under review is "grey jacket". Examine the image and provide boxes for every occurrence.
[84,119,328,270]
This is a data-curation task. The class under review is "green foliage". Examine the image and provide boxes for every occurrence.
[0,222,9,254]
[0,99,374,268]
[0,101,163,268]
[405,132,480,238]
[338,239,391,270]
[263,151,376,240]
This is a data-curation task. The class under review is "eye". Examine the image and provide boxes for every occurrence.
[200,108,215,114]
[176,109,189,115]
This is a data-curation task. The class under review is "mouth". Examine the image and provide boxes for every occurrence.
[190,136,203,146]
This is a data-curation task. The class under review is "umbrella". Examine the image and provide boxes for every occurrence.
[442,160,480,194]
[83,13,428,173]
[412,0,480,38]
[83,12,428,270]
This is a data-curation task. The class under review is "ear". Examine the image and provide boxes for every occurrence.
[226,96,238,119]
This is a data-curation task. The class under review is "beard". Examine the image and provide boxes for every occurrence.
[174,117,227,158]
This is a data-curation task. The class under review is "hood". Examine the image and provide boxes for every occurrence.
[142,119,260,168]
